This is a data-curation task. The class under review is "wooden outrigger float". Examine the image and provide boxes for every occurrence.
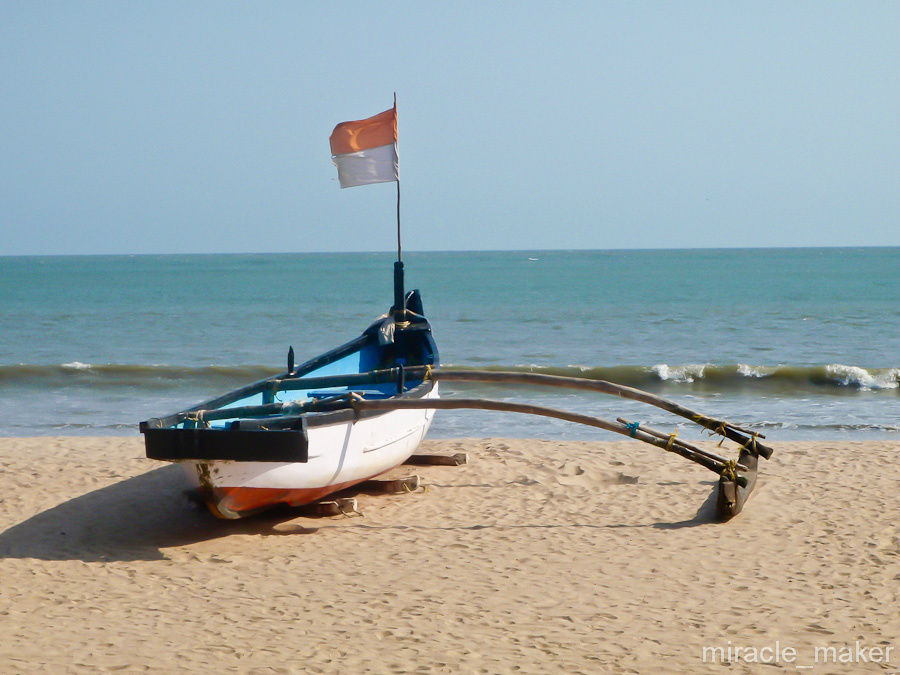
[139,97,773,521]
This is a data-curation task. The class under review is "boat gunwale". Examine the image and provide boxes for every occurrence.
[143,332,372,429]
[226,378,437,430]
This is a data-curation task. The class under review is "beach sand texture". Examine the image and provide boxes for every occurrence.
[0,437,897,673]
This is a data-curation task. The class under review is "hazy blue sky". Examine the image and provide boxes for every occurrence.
[1,2,897,255]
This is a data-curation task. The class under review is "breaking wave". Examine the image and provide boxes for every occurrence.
[651,363,707,383]
[0,363,279,390]
[824,364,900,390]
[444,363,900,394]
[0,362,897,395]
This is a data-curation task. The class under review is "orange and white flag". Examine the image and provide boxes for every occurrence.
[329,105,398,188]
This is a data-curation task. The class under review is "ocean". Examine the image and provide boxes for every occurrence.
[0,248,897,440]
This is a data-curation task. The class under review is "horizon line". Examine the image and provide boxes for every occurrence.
[3,243,899,259]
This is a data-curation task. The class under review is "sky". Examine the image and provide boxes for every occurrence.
[1,1,898,255]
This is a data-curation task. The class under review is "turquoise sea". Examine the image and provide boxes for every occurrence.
[0,248,897,439]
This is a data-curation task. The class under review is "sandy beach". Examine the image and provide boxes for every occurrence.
[0,436,897,673]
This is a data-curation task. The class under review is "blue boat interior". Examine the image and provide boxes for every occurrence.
[179,307,438,430]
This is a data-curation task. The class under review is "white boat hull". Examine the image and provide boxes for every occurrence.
[182,384,438,518]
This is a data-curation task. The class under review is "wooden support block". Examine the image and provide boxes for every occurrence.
[309,500,341,516]
[305,497,359,517]
[335,497,359,514]
[358,475,420,493]
[304,498,359,516]
[404,452,468,466]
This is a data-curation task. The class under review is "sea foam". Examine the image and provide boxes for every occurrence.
[61,361,92,370]
[737,363,773,378]
[651,363,707,383]
[825,364,899,390]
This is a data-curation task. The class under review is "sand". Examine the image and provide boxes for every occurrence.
[0,436,897,673]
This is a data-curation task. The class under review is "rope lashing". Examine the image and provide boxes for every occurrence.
[743,432,759,454]
[702,420,730,446]
[624,421,641,437]
[186,412,210,429]
[721,460,739,482]
[349,391,365,420]
[665,430,678,451]
[716,422,728,447]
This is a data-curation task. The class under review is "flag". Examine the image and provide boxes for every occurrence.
[329,105,398,188]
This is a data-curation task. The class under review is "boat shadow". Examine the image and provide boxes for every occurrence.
[0,465,315,563]
[0,471,726,562]
[651,482,720,529]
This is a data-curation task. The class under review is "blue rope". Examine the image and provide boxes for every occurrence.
[625,421,640,438]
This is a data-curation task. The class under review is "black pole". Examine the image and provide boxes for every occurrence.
[392,92,405,318]
[396,176,402,262]
[393,259,405,316]
[393,180,404,315]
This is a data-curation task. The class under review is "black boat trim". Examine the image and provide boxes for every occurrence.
[143,424,309,463]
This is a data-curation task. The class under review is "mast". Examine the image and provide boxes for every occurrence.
[392,91,405,318]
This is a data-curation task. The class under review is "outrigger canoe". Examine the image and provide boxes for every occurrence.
[140,99,773,521]
[140,287,439,519]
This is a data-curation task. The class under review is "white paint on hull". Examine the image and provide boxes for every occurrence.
[181,384,438,490]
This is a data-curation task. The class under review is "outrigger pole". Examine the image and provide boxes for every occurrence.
[414,368,773,459]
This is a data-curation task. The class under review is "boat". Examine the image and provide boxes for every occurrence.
[140,283,439,519]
